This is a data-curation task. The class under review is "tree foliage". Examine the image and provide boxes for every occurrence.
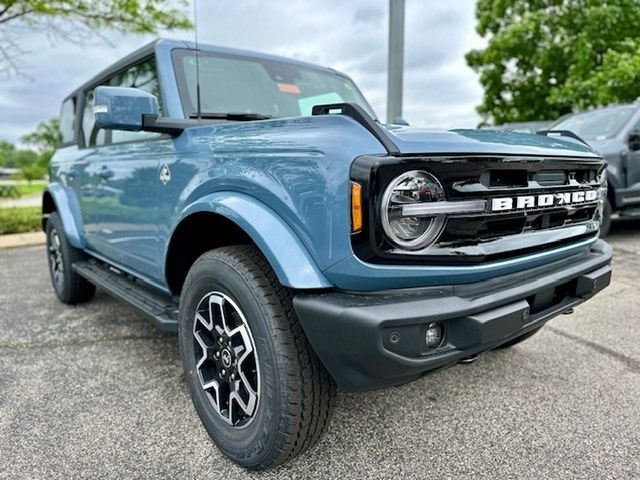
[21,117,61,153]
[466,0,640,125]
[0,0,192,73]
[0,118,61,181]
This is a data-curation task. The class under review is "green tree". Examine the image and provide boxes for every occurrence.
[13,148,39,169]
[0,140,15,167]
[0,1,192,73]
[21,117,62,169]
[20,163,45,183]
[21,117,61,151]
[466,0,640,125]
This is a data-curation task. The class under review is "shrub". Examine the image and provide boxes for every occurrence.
[0,185,20,199]
[0,207,41,235]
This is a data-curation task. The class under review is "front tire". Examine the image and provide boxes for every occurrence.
[178,245,336,470]
[45,212,95,304]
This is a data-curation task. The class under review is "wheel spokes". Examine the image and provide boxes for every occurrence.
[48,229,64,288]
[192,291,260,427]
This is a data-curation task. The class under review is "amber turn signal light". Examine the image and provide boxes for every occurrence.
[350,181,363,232]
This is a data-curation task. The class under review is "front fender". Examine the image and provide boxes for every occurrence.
[172,192,332,289]
[43,183,85,249]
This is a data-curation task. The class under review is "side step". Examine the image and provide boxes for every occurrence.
[73,260,178,333]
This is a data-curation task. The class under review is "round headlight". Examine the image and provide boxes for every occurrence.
[380,170,446,250]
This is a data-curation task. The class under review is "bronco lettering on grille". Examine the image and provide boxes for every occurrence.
[491,190,599,212]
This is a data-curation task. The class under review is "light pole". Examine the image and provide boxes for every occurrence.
[387,0,405,124]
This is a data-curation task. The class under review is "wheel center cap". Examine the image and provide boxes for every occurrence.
[221,348,232,368]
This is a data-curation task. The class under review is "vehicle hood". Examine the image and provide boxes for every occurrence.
[380,125,600,158]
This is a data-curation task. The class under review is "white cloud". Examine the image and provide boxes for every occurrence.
[0,0,485,143]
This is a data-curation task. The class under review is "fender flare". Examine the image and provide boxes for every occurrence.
[43,184,86,249]
[168,192,332,289]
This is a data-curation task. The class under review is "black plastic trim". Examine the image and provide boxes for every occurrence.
[141,114,197,136]
[73,259,178,332]
[537,129,590,147]
[294,240,612,392]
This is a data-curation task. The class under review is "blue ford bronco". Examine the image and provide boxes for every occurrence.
[44,39,612,469]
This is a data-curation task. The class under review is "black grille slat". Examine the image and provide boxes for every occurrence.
[534,170,567,186]
[443,157,602,195]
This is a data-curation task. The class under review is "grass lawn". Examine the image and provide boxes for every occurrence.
[0,207,41,235]
[16,182,46,197]
[0,180,46,199]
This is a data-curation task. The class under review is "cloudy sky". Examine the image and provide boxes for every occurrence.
[0,0,485,145]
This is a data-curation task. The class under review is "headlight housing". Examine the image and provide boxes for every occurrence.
[380,170,446,250]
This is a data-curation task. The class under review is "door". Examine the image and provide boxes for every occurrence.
[77,58,171,281]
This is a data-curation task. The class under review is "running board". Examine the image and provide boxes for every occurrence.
[72,260,178,333]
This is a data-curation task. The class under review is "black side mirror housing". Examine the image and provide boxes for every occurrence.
[629,131,640,151]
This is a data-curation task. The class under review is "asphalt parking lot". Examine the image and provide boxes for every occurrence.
[1,224,639,480]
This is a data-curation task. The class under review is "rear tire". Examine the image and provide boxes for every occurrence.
[494,327,541,349]
[45,212,95,305]
[178,245,336,470]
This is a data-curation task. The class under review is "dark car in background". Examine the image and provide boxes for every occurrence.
[551,103,640,235]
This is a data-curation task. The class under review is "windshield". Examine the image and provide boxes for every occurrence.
[552,107,635,140]
[172,49,376,120]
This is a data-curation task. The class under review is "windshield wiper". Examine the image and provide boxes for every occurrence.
[189,112,272,121]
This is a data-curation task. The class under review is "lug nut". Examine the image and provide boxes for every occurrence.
[230,373,236,381]
[221,369,226,376]
[214,350,220,358]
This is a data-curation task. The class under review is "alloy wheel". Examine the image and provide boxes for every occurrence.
[48,229,64,291]
[193,291,260,427]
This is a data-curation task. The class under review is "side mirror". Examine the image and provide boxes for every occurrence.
[93,86,159,131]
[629,130,640,151]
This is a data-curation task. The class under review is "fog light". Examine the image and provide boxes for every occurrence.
[425,322,443,348]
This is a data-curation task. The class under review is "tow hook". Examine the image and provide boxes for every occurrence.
[458,354,478,365]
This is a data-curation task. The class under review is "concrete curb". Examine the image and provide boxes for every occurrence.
[0,231,45,249]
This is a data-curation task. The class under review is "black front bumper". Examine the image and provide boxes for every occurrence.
[293,240,613,392]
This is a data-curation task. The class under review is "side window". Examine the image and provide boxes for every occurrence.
[81,56,162,148]
[59,98,77,145]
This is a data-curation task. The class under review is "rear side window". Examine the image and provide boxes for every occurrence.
[59,98,77,145]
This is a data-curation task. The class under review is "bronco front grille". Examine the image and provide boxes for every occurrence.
[350,154,605,265]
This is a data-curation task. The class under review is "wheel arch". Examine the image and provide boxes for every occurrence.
[164,192,332,295]
[41,184,85,249]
